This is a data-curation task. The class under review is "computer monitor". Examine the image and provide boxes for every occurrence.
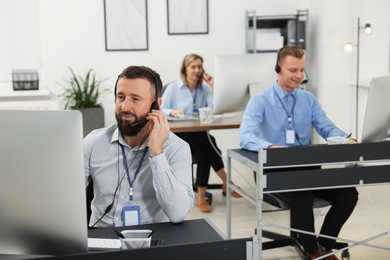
[0,110,88,256]
[213,53,277,115]
[361,75,390,142]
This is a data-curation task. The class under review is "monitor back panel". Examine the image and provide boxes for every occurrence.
[213,53,276,115]
[0,110,88,256]
[361,75,390,143]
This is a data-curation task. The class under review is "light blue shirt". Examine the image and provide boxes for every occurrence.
[240,82,348,151]
[161,80,213,115]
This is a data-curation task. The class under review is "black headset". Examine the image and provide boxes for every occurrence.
[181,54,205,77]
[114,66,160,111]
[274,47,309,84]
[274,47,283,74]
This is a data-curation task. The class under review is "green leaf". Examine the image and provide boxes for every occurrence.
[59,67,108,109]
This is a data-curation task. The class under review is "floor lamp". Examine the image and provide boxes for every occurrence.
[345,17,372,139]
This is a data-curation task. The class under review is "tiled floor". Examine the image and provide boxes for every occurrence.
[187,168,390,259]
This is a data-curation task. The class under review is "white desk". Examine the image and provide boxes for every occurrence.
[168,113,241,133]
[226,142,390,259]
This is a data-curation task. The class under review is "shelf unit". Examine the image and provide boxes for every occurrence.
[246,9,308,53]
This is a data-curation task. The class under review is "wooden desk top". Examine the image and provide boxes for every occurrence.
[169,113,242,133]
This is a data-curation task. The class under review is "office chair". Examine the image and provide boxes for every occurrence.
[162,82,173,95]
[261,193,350,260]
[86,180,94,226]
[252,169,350,259]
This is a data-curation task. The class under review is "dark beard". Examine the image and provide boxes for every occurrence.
[115,112,148,137]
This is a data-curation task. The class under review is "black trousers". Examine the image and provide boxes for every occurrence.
[276,187,359,253]
[176,131,224,187]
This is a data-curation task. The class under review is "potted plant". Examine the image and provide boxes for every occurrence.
[60,67,108,137]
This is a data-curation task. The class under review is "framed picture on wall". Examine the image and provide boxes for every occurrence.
[104,0,148,51]
[167,0,209,35]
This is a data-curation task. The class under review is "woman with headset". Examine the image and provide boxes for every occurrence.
[161,53,241,213]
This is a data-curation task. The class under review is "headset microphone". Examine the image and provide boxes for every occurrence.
[301,70,309,84]
[130,118,147,127]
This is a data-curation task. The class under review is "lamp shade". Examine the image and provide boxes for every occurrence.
[364,23,372,34]
[344,42,354,52]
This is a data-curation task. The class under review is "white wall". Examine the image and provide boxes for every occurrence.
[307,0,390,141]
[1,0,307,124]
[1,0,390,144]
[0,0,40,81]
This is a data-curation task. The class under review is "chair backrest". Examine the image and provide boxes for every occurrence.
[162,81,174,95]
[86,180,94,225]
[263,193,331,210]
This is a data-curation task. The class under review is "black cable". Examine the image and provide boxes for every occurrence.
[295,132,302,145]
[89,124,151,228]
[89,133,132,228]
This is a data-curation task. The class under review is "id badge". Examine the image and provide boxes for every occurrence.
[286,129,295,144]
[122,205,141,226]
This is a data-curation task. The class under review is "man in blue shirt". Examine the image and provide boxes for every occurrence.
[240,46,358,259]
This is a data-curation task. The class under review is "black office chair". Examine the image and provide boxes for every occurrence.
[86,180,94,226]
[252,169,350,259]
[261,193,351,260]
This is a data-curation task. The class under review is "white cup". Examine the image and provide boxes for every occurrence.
[198,107,213,124]
[327,136,347,145]
[120,230,152,249]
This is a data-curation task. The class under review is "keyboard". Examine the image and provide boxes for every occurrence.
[167,115,198,121]
[88,238,122,250]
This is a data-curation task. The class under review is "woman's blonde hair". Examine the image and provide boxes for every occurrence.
[180,53,204,86]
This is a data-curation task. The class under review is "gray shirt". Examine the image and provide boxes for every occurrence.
[84,124,194,227]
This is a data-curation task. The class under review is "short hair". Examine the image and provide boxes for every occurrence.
[114,66,163,101]
[180,53,204,86]
[276,45,305,65]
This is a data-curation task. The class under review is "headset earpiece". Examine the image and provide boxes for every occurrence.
[182,67,186,75]
[114,75,120,100]
[150,101,159,111]
[274,64,281,73]
[301,70,309,84]
[275,47,282,74]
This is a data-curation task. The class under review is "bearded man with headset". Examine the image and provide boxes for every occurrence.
[84,66,194,228]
